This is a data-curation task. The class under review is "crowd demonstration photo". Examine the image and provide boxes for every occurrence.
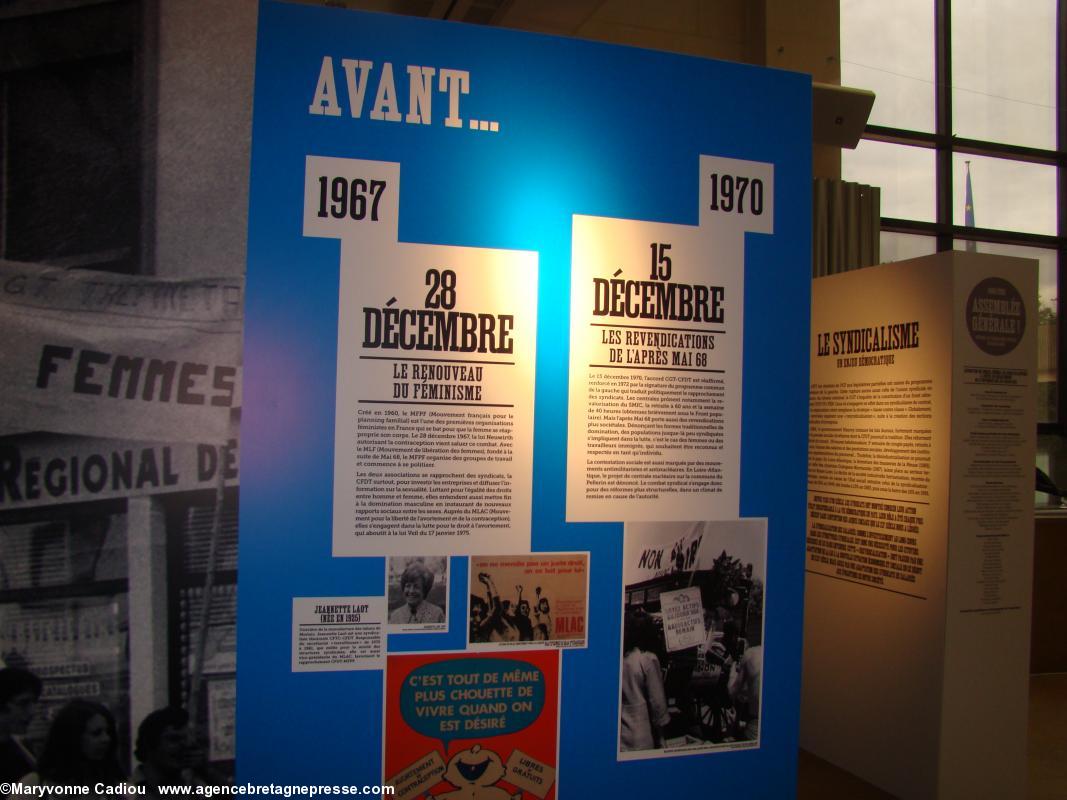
[621,543,765,754]
[0,666,218,794]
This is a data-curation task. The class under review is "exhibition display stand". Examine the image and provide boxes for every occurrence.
[241,2,811,795]
[802,251,1037,800]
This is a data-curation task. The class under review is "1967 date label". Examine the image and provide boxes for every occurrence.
[316,175,387,221]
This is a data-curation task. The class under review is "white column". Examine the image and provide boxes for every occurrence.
[126,496,169,763]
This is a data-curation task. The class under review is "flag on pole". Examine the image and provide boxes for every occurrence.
[965,161,977,252]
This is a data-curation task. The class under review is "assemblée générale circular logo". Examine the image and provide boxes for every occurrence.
[966,277,1026,356]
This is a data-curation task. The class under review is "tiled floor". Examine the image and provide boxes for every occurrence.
[796,673,1067,798]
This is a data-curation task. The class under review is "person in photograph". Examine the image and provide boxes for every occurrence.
[472,573,519,642]
[619,609,670,752]
[729,644,763,741]
[389,561,445,625]
[707,588,736,636]
[21,699,125,789]
[701,620,740,742]
[0,667,42,781]
[470,575,502,643]
[469,594,491,642]
[132,706,205,796]
[513,586,534,641]
[533,587,551,641]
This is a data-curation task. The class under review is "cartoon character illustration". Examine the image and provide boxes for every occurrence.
[428,745,521,800]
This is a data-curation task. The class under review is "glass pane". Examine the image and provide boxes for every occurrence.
[5,57,138,272]
[177,495,238,774]
[880,231,937,263]
[181,583,237,771]
[952,0,1056,149]
[952,154,1057,235]
[182,504,238,573]
[0,514,127,590]
[1037,434,1067,507]
[841,0,934,131]
[0,595,130,766]
[843,140,936,222]
[954,241,1058,423]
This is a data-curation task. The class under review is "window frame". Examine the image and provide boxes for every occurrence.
[852,0,1066,431]
[0,0,152,276]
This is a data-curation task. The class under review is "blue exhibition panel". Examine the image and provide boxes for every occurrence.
[240,2,810,796]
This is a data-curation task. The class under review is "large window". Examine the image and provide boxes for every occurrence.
[842,1,1065,450]
[0,1,141,274]
[0,502,131,763]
